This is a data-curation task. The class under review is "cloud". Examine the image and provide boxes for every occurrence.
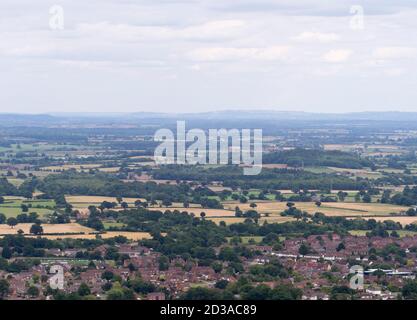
[383,68,405,76]
[293,32,340,43]
[180,20,247,40]
[373,47,417,60]
[206,0,417,16]
[187,46,290,62]
[75,19,247,42]
[0,1,417,113]
[323,49,352,63]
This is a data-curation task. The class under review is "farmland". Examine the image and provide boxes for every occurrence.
[148,207,235,217]
[0,223,92,235]
[0,197,55,218]
[208,216,296,225]
[4,0,417,302]
[2,112,417,301]
[222,201,409,217]
[0,222,152,240]
[353,216,417,226]
[66,195,146,208]
[349,230,417,237]
[29,231,152,240]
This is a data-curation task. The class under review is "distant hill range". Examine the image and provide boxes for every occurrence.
[50,111,417,121]
[1,111,417,125]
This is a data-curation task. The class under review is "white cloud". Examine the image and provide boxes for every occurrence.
[323,49,352,63]
[293,32,340,43]
[1,1,417,113]
[181,20,247,40]
[188,46,290,62]
[206,0,417,16]
[383,68,405,76]
[75,19,247,42]
[373,47,417,60]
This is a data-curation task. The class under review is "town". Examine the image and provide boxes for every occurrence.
[1,112,417,300]
[3,229,417,300]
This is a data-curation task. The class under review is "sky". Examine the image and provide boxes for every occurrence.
[1,0,417,114]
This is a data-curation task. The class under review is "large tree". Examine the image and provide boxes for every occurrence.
[30,223,44,235]
[0,279,10,300]
[6,217,18,229]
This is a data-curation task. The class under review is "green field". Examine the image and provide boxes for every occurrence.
[103,221,126,230]
[349,230,417,238]
[227,236,264,244]
[0,198,56,218]
[7,178,25,187]
[212,188,385,203]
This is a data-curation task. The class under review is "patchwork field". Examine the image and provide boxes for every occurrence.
[33,231,153,240]
[326,167,383,179]
[222,201,409,217]
[0,223,93,235]
[101,231,152,240]
[0,222,152,240]
[208,216,296,225]
[261,164,289,169]
[7,178,25,187]
[349,230,417,237]
[353,216,417,226]
[323,144,403,156]
[0,198,56,218]
[227,236,264,244]
[97,167,120,173]
[323,144,364,151]
[40,164,102,171]
[103,221,126,229]
[66,195,147,208]
[148,207,235,217]
[211,189,375,203]
[207,186,233,192]
[208,217,246,224]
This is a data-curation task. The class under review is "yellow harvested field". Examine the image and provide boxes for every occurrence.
[129,155,154,160]
[3,196,25,200]
[262,164,288,169]
[208,217,246,225]
[367,152,403,157]
[209,216,296,225]
[207,186,233,192]
[98,167,120,173]
[33,231,153,240]
[148,207,235,217]
[0,221,153,240]
[259,216,297,224]
[66,195,147,205]
[170,203,201,208]
[368,145,401,150]
[40,164,101,171]
[318,202,408,216]
[223,201,409,217]
[103,231,152,240]
[386,185,415,193]
[354,216,417,226]
[0,223,93,235]
[322,167,383,179]
[323,144,363,151]
[134,176,177,184]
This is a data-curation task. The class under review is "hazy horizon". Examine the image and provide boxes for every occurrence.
[3,109,417,117]
[1,1,417,113]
